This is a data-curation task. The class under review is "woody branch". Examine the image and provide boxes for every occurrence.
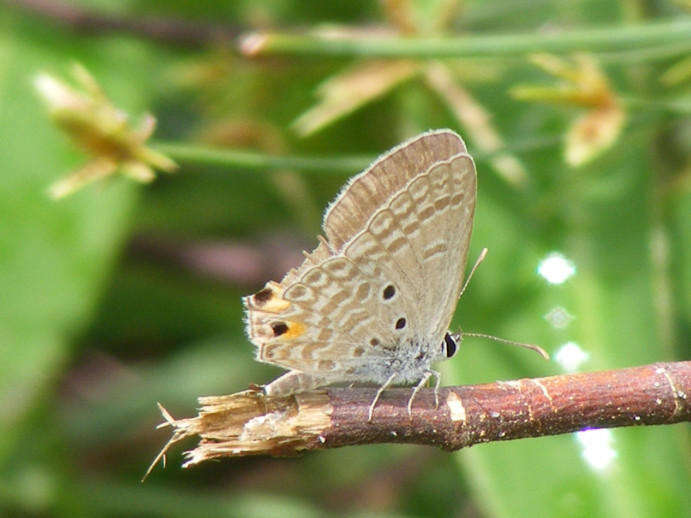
[147,361,689,476]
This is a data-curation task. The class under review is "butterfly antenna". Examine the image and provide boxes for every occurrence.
[463,332,550,360]
[459,248,488,299]
[457,249,548,360]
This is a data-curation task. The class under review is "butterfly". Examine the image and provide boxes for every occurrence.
[244,129,476,420]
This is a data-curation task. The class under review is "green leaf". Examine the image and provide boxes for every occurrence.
[0,14,139,460]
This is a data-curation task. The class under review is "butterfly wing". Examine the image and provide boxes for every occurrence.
[323,129,467,251]
[416,152,476,339]
[341,151,476,350]
[244,130,476,382]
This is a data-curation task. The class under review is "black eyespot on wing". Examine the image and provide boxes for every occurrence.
[395,317,406,329]
[382,284,396,299]
[444,332,457,357]
[271,321,289,337]
[253,287,273,305]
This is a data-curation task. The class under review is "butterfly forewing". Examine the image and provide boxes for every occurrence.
[323,129,467,250]
[419,154,476,338]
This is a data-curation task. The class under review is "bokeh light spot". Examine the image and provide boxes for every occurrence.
[555,342,589,372]
[576,429,617,471]
[537,252,576,284]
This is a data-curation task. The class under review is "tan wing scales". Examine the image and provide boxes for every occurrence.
[243,129,475,389]
[415,154,476,337]
[323,129,466,250]
[245,256,397,374]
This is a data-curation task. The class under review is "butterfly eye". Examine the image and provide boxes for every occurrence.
[443,332,457,358]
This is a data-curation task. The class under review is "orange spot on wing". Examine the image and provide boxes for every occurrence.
[283,320,306,339]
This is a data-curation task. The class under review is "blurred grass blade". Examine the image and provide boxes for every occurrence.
[292,59,420,136]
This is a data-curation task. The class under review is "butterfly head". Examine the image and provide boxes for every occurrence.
[442,331,461,359]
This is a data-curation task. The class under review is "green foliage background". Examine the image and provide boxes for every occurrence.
[1,1,689,517]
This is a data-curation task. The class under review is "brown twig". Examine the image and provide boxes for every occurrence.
[7,0,238,47]
[127,233,306,287]
[145,361,689,479]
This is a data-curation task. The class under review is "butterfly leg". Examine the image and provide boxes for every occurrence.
[431,369,441,408]
[407,369,441,416]
[368,372,397,422]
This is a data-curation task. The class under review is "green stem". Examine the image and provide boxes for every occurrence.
[240,17,691,58]
[597,41,691,65]
[153,137,562,173]
[153,141,371,174]
[620,96,691,114]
